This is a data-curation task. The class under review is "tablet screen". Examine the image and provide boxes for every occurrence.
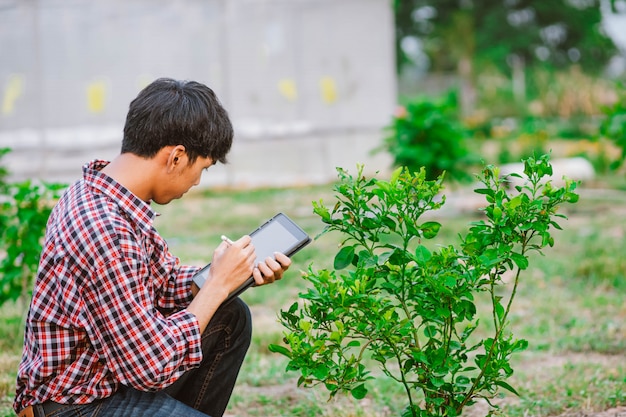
[250,218,300,264]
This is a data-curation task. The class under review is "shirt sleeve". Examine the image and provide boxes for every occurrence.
[149,233,201,313]
[156,262,199,314]
[81,256,203,391]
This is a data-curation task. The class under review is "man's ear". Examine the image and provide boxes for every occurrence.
[165,145,187,173]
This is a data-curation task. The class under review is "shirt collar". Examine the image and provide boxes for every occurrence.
[82,160,156,234]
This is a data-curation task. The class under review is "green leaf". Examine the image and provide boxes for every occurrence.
[415,245,432,264]
[351,383,368,400]
[420,221,442,239]
[494,301,505,322]
[424,325,438,337]
[495,380,520,396]
[390,166,403,184]
[455,375,471,387]
[474,188,494,196]
[358,250,378,268]
[312,200,331,222]
[312,364,329,379]
[334,246,355,270]
[510,252,528,270]
[512,339,529,352]
[299,319,312,333]
[347,340,361,348]
[566,192,579,203]
[381,215,397,232]
[442,274,456,288]
[492,206,503,221]
[268,344,292,358]
[507,194,524,211]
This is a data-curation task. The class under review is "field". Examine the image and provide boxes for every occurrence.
[1,168,625,417]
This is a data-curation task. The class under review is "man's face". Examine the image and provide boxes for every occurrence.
[154,154,215,204]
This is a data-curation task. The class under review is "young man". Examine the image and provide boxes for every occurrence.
[14,78,291,417]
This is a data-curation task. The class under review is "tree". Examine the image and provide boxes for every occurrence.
[394,0,619,114]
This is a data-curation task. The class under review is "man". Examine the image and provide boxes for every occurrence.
[14,78,291,417]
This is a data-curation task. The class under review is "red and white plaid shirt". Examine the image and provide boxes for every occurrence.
[14,160,203,412]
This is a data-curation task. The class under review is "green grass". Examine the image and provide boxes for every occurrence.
[2,173,626,417]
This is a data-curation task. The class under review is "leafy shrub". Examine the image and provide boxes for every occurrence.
[382,92,476,183]
[0,150,65,306]
[270,155,578,417]
[599,89,626,170]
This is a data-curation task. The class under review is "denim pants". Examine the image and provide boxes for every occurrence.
[33,297,252,417]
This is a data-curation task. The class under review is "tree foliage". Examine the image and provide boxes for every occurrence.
[394,0,618,75]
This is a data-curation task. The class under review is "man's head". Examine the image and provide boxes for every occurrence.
[121,78,233,164]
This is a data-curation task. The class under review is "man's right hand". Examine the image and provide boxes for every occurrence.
[207,235,256,296]
[186,235,256,332]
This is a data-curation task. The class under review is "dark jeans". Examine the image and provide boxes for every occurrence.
[34,297,252,417]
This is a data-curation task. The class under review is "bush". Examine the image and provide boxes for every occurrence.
[599,88,626,170]
[270,155,579,417]
[382,92,476,183]
[0,150,65,306]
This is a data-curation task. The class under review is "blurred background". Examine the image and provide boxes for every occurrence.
[0,0,396,187]
[1,0,626,187]
[3,2,626,415]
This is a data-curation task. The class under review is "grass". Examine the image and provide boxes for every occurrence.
[1,171,626,417]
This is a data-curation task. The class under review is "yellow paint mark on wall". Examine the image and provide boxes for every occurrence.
[87,80,107,113]
[319,76,337,104]
[2,74,24,115]
[278,79,298,101]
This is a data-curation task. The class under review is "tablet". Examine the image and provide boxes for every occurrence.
[192,212,311,302]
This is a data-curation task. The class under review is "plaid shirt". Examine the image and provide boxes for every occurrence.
[14,160,203,412]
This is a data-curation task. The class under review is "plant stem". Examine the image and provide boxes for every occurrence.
[458,231,533,413]
[389,337,417,417]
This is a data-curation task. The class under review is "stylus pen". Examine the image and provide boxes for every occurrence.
[221,235,234,245]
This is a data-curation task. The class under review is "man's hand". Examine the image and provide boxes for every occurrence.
[187,235,256,332]
[252,252,291,286]
[208,235,257,295]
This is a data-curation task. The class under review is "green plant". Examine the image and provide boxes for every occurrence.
[599,87,626,170]
[0,150,65,307]
[270,155,579,416]
[381,92,476,183]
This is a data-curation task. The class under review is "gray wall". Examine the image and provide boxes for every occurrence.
[0,0,396,187]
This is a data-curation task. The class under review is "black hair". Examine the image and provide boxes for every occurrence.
[121,78,233,164]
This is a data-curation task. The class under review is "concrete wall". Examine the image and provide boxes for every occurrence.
[0,0,396,187]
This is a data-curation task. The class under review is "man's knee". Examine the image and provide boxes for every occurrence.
[224,297,252,341]
[202,297,252,349]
